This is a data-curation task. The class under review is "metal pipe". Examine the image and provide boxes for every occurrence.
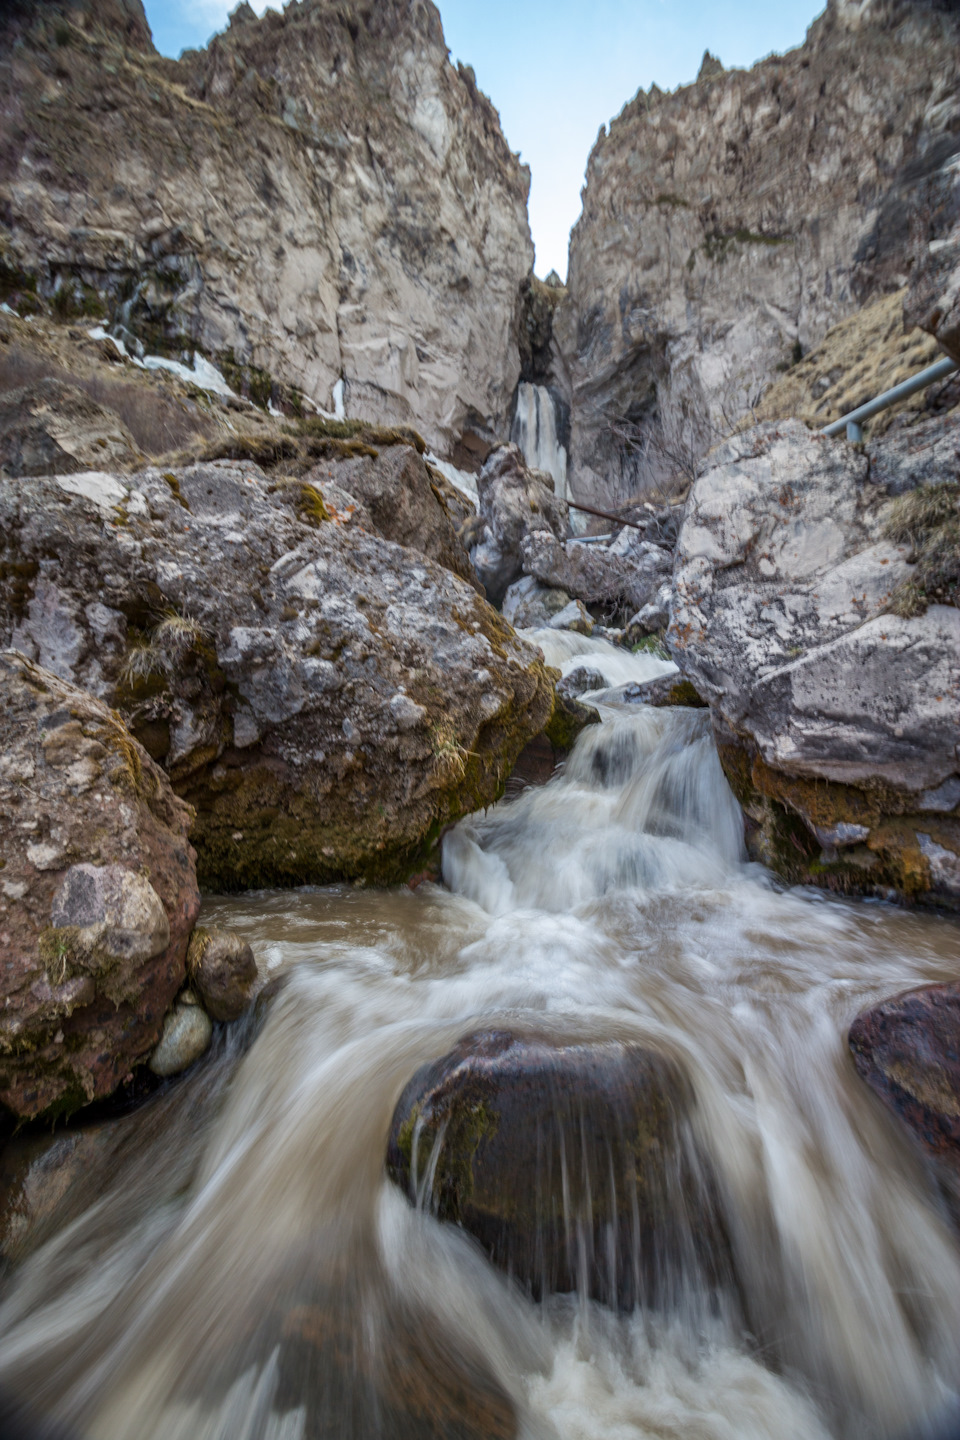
[821,355,958,438]
[569,534,613,545]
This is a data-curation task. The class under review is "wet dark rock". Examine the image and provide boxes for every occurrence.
[186,926,257,1022]
[849,983,960,1205]
[603,674,708,708]
[387,1029,730,1310]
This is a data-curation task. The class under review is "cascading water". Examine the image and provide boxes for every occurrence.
[511,383,569,501]
[1,688,959,1440]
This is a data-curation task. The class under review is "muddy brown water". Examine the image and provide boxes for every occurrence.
[0,634,958,1440]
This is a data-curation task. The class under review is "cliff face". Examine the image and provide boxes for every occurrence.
[0,0,533,463]
[556,0,960,506]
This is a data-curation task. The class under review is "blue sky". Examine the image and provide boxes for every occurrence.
[142,0,825,278]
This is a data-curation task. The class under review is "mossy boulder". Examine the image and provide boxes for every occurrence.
[0,462,556,890]
[387,1030,731,1310]
[0,651,200,1120]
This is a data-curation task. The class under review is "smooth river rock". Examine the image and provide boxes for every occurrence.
[0,650,200,1119]
[387,1029,731,1310]
[186,926,258,1022]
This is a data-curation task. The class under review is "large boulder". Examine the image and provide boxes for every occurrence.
[0,462,556,890]
[468,445,568,604]
[669,418,960,905]
[309,442,479,590]
[849,983,960,1210]
[386,1030,731,1310]
[0,650,200,1119]
[520,529,671,615]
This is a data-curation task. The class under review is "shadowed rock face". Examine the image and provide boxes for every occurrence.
[0,0,533,461]
[0,651,200,1119]
[0,462,556,891]
[387,1030,732,1311]
[555,0,960,505]
[669,418,960,905]
[849,983,960,1213]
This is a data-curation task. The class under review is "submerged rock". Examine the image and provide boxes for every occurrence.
[669,419,960,906]
[186,926,257,1022]
[0,463,555,889]
[469,445,568,604]
[0,651,200,1119]
[849,984,960,1209]
[148,993,213,1077]
[387,1030,730,1310]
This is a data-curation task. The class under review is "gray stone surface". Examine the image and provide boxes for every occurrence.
[469,445,568,604]
[521,531,671,614]
[149,995,213,1077]
[0,461,555,890]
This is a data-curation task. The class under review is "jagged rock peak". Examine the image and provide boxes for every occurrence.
[1,0,154,50]
[0,0,533,464]
[555,0,960,506]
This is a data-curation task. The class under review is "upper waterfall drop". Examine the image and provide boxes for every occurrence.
[511,382,569,501]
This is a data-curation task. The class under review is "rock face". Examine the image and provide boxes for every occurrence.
[0,462,556,890]
[386,1030,730,1310]
[0,0,534,462]
[0,377,139,478]
[468,445,569,604]
[669,419,960,905]
[555,0,960,505]
[849,983,960,1205]
[0,650,200,1119]
[907,225,960,365]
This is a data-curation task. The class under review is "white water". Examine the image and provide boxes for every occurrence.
[1,702,959,1440]
[512,383,569,501]
[523,626,677,697]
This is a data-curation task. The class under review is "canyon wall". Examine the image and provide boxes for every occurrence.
[555,0,960,506]
[0,0,533,463]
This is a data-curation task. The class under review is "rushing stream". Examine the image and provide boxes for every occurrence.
[1,635,959,1440]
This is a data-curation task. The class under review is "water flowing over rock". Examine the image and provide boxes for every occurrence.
[468,444,568,604]
[510,383,569,500]
[0,0,533,461]
[669,418,960,904]
[0,462,556,889]
[0,650,200,1119]
[387,1029,732,1310]
[555,0,960,505]
[849,982,960,1214]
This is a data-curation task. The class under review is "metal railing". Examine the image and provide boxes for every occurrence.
[821,354,958,442]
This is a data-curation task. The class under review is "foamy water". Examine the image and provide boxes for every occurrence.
[1,702,958,1440]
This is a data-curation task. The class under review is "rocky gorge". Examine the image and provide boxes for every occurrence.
[0,0,960,1438]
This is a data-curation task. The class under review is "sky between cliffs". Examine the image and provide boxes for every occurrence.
[143,0,825,280]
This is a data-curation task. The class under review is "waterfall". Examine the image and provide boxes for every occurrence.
[1,704,959,1440]
[512,381,569,500]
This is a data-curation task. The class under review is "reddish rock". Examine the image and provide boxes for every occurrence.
[0,651,200,1118]
[848,983,960,1187]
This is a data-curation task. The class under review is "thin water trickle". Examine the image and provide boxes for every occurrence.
[1,692,959,1440]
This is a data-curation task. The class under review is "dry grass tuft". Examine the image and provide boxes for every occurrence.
[884,482,960,615]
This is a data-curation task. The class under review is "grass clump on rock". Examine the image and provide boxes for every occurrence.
[884,482,960,616]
